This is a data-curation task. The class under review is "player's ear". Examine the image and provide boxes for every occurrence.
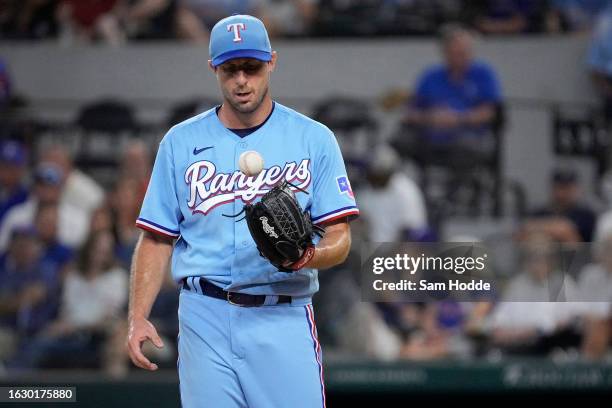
[208,60,217,73]
[268,51,277,73]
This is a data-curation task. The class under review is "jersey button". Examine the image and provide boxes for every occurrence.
[242,241,248,246]
[239,142,247,149]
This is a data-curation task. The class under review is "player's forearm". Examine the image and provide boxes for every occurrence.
[307,222,351,270]
[128,231,174,321]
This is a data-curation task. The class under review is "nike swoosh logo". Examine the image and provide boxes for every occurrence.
[193,146,214,155]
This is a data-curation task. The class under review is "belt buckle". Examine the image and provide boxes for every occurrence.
[227,291,251,307]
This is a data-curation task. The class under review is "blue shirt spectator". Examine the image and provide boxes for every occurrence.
[587,4,612,76]
[414,62,501,134]
[0,141,29,224]
[0,58,11,106]
[0,227,63,336]
[586,5,612,119]
[35,202,74,271]
[406,25,502,144]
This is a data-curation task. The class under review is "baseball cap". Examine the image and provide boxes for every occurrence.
[0,140,26,166]
[367,144,400,174]
[34,163,63,186]
[209,15,272,67]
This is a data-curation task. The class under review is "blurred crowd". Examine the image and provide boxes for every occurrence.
[0,5,612,377]
[0,137,181,376]
[314,24,612,363]
[1,0,612,44]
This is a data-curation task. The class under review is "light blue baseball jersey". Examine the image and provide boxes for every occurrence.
[136,102,359,297]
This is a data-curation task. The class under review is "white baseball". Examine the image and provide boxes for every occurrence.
[239,150,264,177]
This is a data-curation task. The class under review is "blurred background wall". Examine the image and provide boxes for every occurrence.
[0,36,599,206]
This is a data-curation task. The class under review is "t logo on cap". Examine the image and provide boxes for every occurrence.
[227,23,246,43]
[209,15,272,67]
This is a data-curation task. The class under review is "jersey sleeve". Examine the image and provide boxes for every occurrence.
[309,127,359,225]
[135,134,182,239]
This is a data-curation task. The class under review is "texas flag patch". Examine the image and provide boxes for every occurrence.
[336,176,354,198]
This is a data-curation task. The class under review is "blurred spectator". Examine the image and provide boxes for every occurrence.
[312,249,403,361]
[575,232,612,358]
[110,178,142,267]
[0,227,63,342]
[586,4,612,122]
[119,0,208,42]
[488,233,583,355]
[119,139,151,202]
[9,230,128,370]
[39,144,105,217]
[469,0,548,35]
[548,0,609,32]
[0,163,90,251]
[374,303,451,360]
[180,0,265,30]
[56,0,124,45]
[35,202,73,273]
[51,230,127,338]
[0,57,12,108]
[526,168,596,242]
[0,140,29,224]
[90,204,114,235]
[402,24,502,166]
[0,0,59,40]
[399,303,456,360]
[356,144,428,242]
[259,0,317,37]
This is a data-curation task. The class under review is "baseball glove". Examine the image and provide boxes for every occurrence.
[243,181,324,272]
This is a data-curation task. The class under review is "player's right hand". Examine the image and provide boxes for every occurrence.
[127,317,165,371]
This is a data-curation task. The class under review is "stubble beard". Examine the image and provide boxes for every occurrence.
[226,85,269,115]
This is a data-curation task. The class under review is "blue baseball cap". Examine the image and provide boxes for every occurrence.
[0,140,26,166]
[209,15,272,67]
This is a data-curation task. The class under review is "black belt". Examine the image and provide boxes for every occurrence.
[182,277,292,307]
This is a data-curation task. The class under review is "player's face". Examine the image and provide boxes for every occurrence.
[212,54,276,114]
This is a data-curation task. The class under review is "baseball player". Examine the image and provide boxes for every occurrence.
[127,14,359,408]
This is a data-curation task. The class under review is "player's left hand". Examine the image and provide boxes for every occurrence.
[127,317,165,371]
[244,181,323,272]
[281,246,316,270]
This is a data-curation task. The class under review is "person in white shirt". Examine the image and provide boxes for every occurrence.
[39,145,105,217]
[0,163,90,251]
[8,230,128,370]
[576,234,612,358]
[488,233,583,355]
[53,230,128,332]
[357,144,428,242]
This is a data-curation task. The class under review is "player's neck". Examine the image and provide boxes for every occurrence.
[218,97,273,129]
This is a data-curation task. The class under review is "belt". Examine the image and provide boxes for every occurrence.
[182,277,292,307]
